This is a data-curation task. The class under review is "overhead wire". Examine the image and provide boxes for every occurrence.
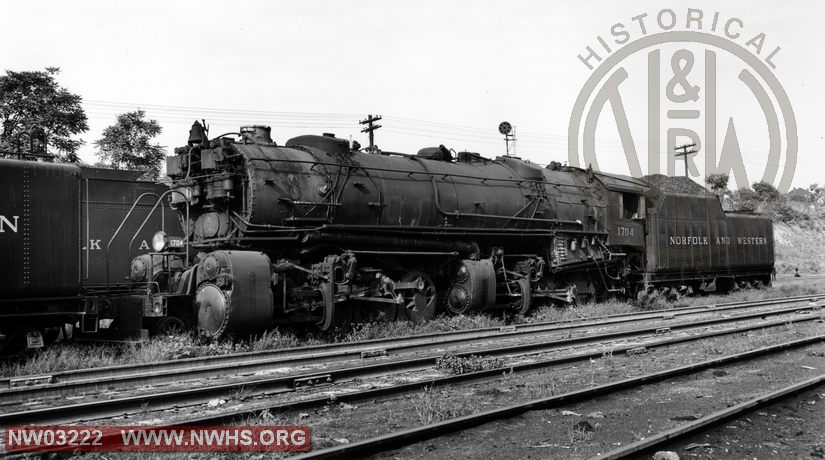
[78,98,787,166]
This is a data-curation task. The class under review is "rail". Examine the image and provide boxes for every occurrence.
[1,296,821,420]
[290,335,825,459]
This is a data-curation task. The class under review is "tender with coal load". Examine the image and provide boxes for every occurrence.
[132,122,774,338]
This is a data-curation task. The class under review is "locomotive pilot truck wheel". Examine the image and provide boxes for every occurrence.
[152,316,187,336]
[397,271,437,323]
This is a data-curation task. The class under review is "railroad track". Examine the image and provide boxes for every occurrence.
[287,334,825,459]
[10,329,820,457]
[1,300,821,426]
[596,372,825,459]
[2,293,820,400]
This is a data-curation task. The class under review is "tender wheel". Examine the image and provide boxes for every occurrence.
[152,316,187,336]
[399,271,437,323]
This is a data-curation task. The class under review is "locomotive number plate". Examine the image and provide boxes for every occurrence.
[26,331,44,349]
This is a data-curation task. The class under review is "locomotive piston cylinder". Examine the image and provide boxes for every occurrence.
[194,250,274,338]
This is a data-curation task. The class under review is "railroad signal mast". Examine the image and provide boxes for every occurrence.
[499,121,516,156]
[673,143,697,178]
[360,114,382,153]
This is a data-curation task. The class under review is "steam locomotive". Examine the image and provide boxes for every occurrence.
[131,122,774,338]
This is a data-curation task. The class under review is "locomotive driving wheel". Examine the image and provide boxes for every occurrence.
[152,316,187,336]
[398,271,437,323]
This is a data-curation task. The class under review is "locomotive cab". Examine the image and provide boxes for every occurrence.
[597,173,648,250]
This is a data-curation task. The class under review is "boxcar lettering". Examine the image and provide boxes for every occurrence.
[737,236,767,245]
[669,236,710,245]
[0,215,19,233]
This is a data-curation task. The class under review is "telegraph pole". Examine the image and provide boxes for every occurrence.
[359,114,382,152]
[674,143,697,178]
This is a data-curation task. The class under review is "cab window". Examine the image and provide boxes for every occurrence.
[621,193,645,219]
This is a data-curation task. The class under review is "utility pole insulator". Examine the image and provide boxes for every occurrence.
[359,114,382,152]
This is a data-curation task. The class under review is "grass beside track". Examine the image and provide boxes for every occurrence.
[1,275,821,378]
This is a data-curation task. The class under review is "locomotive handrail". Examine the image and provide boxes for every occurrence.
[104,192,159,285]
[428,177,583,227]
[128,189,190,267]
[406,154,577,227]
[253,156,601,191]
[230,210,310,231]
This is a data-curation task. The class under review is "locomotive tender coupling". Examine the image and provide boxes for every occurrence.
[128,120,774,338]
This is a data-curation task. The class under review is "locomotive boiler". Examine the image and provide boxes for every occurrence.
[136,121,773,338]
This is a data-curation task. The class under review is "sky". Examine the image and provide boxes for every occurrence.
[2,0,823,190]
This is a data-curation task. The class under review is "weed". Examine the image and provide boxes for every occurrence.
[435,354,505,375]
[229,385,254,402]
[523,376,556,398]
[601,349,615,367]
[567,423,593,444]
[4,276,822,377]
[414,386,467,424]
[806,346,825,357]
[138,401,150,417]
[248,329,301,351]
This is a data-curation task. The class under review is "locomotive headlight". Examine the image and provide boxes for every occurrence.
[152,231,169,252]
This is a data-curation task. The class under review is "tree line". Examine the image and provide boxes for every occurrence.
[0,67,165,179]
[705,173,818,224]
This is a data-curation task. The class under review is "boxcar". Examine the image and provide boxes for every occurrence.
[0,159,179,352]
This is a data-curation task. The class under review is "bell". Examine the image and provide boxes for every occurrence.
[188,121,208,146]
